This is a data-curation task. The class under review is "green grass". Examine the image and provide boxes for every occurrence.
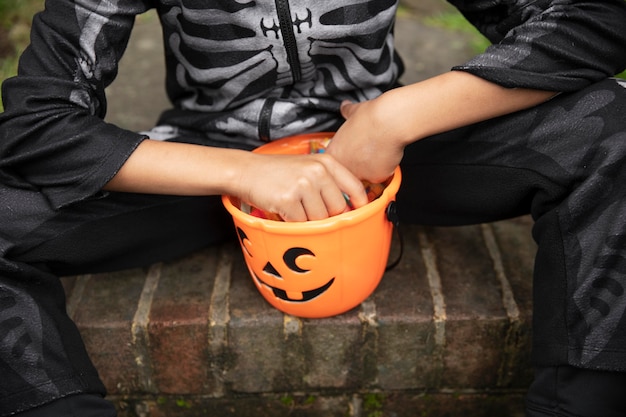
[0,0,45,112]
[424,11,491,54]
[0,0,45,53]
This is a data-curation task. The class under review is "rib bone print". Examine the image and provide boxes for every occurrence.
[158,0,400,140]
[160,0,397,110]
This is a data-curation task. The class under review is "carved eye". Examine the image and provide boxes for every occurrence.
[283,247,314,273]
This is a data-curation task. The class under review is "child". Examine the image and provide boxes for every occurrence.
[1,0,626,416]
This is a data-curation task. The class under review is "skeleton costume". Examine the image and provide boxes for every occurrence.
[1,0,626,415]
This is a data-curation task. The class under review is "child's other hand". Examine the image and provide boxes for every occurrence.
[327,99,406,184]
[237,153,368,222]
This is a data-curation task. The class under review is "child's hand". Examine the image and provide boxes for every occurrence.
[326,99,406,184]
[236,152,368,222]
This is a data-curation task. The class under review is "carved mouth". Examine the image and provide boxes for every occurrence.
[254,274,335,302]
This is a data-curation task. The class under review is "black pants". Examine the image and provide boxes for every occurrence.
[18,367,626,417]
[2,194,233,417]
[4,78,626,416]
[526,366,626,417]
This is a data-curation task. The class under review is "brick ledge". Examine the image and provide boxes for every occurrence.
[62,218,535,416]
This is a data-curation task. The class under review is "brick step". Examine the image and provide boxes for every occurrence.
[61,218,535,417]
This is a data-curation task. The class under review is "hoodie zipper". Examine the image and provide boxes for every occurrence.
[275,0,302,83]
[259,0,302,141]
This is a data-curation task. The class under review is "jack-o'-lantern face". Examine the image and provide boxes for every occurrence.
[236,227,335,302]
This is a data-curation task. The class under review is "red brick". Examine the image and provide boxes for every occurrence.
[227,253,288,392]
[374,224,440,390]
[426,225,510,388]
[71,268,147,394]
[148,248,219,394]
[488,217,535,387]
[300,312,363,389]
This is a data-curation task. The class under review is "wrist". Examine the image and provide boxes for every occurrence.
[209,148,255,198]
[374,89,422,147]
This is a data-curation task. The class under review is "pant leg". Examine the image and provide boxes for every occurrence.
[396,78,626,408]
[14,394,116,417]
[0,189,234,416]
[525,365,626,417]
[10,192,234,276]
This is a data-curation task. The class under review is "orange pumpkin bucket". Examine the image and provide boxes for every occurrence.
[222,132,402,318]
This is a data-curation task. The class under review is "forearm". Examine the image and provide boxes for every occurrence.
[103,139,369,222]
[329,71,557,183]
[378,70,557,146]
[104,139,246,196]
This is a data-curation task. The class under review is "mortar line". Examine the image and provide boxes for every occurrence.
[481,223,526,387]
[283,314,302,338]
[359,298,380,387]
[358,298,378,328]
[480,223,520,321]
[209,246,233,328]
[417,228,446,347]
[131,262,161,393]
[208,246,234,397]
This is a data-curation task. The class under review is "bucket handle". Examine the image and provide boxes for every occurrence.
[385,201,403,271]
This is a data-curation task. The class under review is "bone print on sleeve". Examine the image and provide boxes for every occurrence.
[0,0,152,209]
[449,0,626,91]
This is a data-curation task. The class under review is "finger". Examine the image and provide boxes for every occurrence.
[281,169,333,221]
[297,163,354,220]
[318,155,369,209]
[339,100,356,119]
[320,187,353,218]
[342,187,368,209]
[300,193,331,221]
[299,174,350,220]
[336,170,368,209]
[279,201,308,222]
